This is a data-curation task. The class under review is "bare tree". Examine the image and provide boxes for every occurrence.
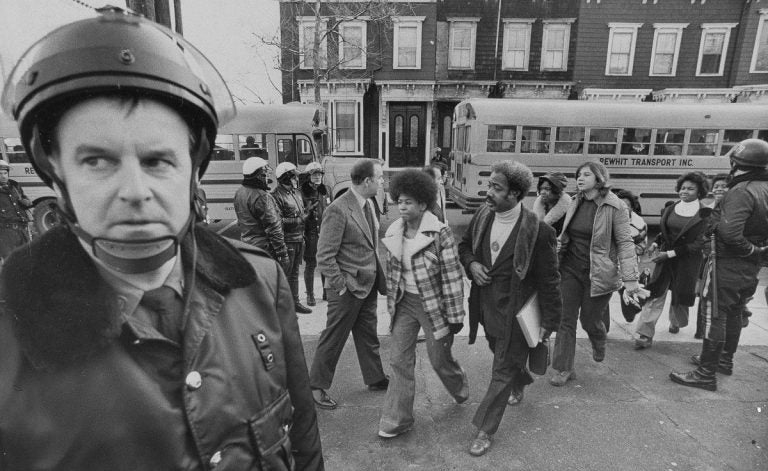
[259,0,413,126]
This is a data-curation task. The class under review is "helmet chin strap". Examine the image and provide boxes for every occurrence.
[66,211,193,274]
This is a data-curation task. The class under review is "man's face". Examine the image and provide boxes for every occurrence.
[0,169,8,184]
[310,172,323,185]
[51,97,192,241]
[486,171,518,213]
[364,164,384,199]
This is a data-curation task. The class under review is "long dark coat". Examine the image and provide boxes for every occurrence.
[647,201,708,306]
[458,205,562,364]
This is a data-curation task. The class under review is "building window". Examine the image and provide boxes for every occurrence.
[339,21,367,69]
[448,18,479,70]
[502,19,533,71]
[649,23,688,76]
[333,100,359,153]
[750,9,768,73]
[696,23,736,76]
[541,19,574,71]
[298,17,327,70]
[606,23,642,76]
[393,16,425,69]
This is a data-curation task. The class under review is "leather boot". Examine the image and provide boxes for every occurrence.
[304,270,315,306]
[719,315,742,376]
[670,339,722,391]
[689,353,732,376]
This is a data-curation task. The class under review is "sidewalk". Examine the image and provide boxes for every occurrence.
[295,277,768,470]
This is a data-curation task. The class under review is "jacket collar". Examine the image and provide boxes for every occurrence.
[382,211,443,258]
[1,225,255,369]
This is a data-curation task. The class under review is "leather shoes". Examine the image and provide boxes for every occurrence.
[634,335,652,350]
[669,325,680,334]
[549,370,576,387]
[669,370,716,391]
[295,302,312,314]
[507,388,524,406]
[311,388,337,410]
[469,431,492,456]
[368,376,389,391]
[306,294,316,307]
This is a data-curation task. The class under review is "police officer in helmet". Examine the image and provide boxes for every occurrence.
[0,159,32,263]
[670,139,768,391]
[0,8,323,469]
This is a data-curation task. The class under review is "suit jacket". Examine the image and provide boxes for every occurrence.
[317,190,386,299]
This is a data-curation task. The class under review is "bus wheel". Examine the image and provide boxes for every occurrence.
[33,199,62,235]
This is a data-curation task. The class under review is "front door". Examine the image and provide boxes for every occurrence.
[436,101,458,161]
[388,103,425,168]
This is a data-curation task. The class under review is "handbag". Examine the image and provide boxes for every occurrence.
[528,338,550,376]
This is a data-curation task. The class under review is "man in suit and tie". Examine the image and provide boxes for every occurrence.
[309,159,389,409]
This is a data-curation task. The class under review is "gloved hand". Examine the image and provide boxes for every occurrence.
[448,323,463,335]
[277,255,291,273]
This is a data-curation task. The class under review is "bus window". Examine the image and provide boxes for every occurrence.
[721,129,754,155]
[689,129,719,156]
[3,138,29,163]
[621,128,651,155]
[239,134,267,159]
[297,135,313,165]
[654,128,685,155]
[212,134,235,161]
[277,136,296,165]
[759,130,768,142]
[487,125,516,152]
[554,127,584,154]
[521,126,550,153]
[588,128,618,154]
[456,125,470,152]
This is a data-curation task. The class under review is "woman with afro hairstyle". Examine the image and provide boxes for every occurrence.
[634,171,710,348]
[377,169,468,439]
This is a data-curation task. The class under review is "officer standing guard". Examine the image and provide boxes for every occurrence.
[0,159,32,262]
[670,139,768,391]
[0,9,323,469]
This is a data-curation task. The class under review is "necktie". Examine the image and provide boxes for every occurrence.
[140,286,184,342]
[364,200,377,248]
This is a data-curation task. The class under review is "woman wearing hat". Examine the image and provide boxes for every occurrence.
[532,172,571,236]
[550,161,644,386]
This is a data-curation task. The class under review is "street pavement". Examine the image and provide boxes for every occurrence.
[295,274,768,471]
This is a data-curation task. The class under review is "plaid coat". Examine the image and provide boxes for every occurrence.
[381,211,465,340]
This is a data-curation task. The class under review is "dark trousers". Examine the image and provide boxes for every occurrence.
[552,265,612,372]
[0,226,29,261]
[285,241,304,302]
[303,234,324,297]
[309,286,386,390]
[472,335,533,435]
[706,258,760,345]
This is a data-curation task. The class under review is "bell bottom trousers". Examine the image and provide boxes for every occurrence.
[634,291,689,339]
[379,292,467,435]
[552,266,612,372]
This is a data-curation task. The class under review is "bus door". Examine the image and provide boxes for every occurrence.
[277,134,315,171]
[389,103,426,167]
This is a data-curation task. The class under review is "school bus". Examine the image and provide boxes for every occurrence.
[449,98,768,223]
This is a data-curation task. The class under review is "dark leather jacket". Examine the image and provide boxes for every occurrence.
[272,185,306,243]
[301,181,329,237]
[716,169,768,259]
[0,226,324,470]
[0,179,31,223]
[234,184,288,260]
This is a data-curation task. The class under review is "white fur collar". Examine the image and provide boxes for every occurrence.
[382,211,444,259]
